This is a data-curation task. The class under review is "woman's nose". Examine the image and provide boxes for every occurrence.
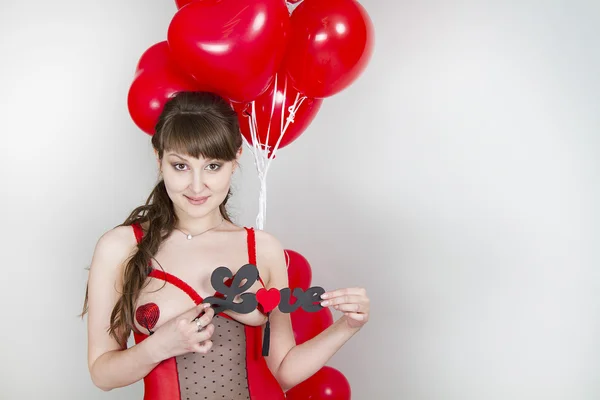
[190,170,206,193]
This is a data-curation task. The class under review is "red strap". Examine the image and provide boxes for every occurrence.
[242,229,285,397]
[245,227,256,265]
[245,227,265,287]
[148,269,204,305]
[131,223,143,244]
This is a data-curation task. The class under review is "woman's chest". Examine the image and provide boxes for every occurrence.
[133,241,264,335]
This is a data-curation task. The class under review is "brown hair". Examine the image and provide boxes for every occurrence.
[81,91,243,347]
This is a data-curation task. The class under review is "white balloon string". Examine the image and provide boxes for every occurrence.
[264,91,307,176]
[279,74,287,139]
[243,101,268,229]
[265,73,278,155]
[242,76,308,230]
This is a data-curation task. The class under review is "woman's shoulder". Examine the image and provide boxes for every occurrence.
[224,222,283,250]
[252,228,286,266]
[249,229,289,287]
[252,228,284,250]
[91,224,139,269]
[98,224,138,246]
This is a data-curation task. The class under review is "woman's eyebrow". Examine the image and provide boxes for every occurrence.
[167,153,189,161]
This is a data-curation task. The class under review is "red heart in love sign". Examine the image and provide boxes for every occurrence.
[256,288,281,313]
[167,0,290,103]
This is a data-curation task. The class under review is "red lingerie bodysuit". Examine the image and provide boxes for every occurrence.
[130,223,286,400]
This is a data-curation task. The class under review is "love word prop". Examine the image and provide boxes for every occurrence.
[203,263,325,315]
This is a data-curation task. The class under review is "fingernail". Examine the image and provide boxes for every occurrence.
[321,300,329,306]
[321,293,328,299]
[203,303,211,308]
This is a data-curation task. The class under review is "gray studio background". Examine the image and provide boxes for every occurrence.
[1,0,599,399]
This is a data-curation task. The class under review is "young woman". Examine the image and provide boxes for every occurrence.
[82,91,370,399]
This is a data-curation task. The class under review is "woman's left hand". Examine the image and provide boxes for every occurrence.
[320,287,370,330]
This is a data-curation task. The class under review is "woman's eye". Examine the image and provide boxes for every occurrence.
[207,163,221,171]
[173,163,187,171]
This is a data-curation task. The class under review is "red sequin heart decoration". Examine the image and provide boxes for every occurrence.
[135,302,160,331]
[256,288,281,313]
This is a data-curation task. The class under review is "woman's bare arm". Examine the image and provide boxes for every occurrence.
[86,227,163,390]
[255,231,365,391]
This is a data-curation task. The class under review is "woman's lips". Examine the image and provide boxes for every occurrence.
[185,195,209,205]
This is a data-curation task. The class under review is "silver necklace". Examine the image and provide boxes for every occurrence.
[175,217,224,240]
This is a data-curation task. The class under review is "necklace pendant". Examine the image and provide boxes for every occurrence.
[187,234,192,240]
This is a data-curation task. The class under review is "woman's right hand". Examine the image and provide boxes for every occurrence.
[151,303,216,361]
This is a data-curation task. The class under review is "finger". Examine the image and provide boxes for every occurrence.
[190,308,215,332]
[191,339,213,354]
[321,287,366,300]
[186,302,211,320]
[193,323,215,342]
[199,307,215,322]
[321,294,365,307]
[333,303,365,313]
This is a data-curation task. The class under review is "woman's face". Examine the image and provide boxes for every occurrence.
[159,149,240,220]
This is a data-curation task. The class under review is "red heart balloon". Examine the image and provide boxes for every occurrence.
[283,0,374,98]
[285,366,351,400]
[174,0,193,9]
[127,43,206,135]
[135,41,171,74]
[285,249,312,291]
[233,69,322,155]
[256,288,281,313]
[291,306,333,345]
[167,0,290,103]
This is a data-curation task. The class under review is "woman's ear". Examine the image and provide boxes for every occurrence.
[233,146,243,173]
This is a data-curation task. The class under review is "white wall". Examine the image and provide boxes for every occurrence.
[1,0,599,399]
